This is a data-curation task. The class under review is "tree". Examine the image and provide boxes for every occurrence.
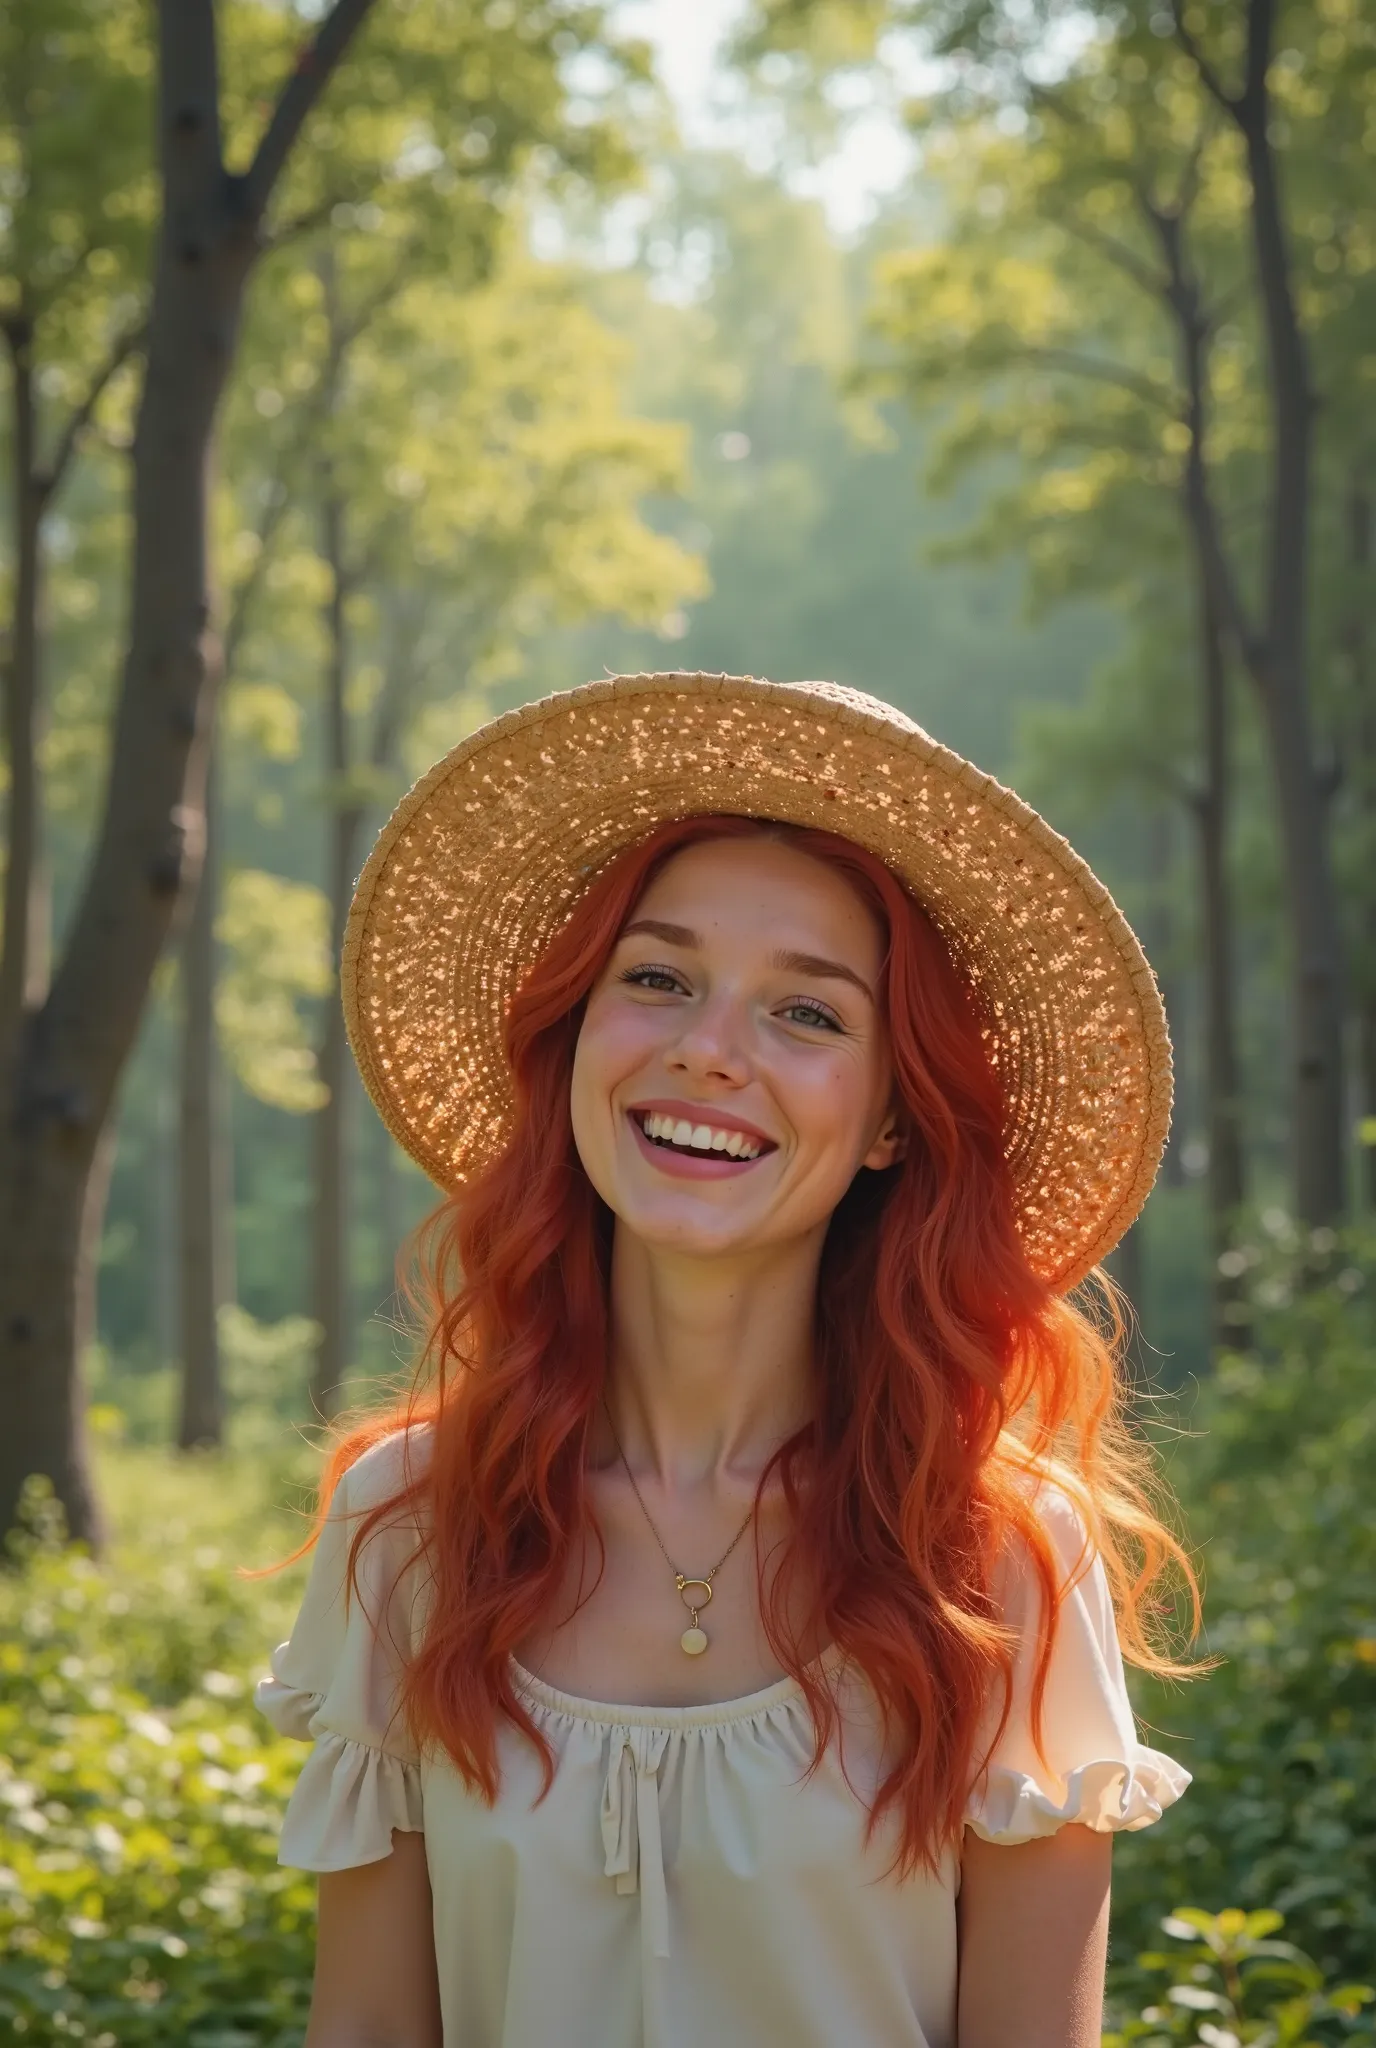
[283,244,702,1415]
[857,73,1262,1331]
[741,0,1362,1225]
[0,0,382,1542]
[0,0,661,1536]
[0,0,151,1093]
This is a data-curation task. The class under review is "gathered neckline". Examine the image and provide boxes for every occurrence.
[510,1643,844,1730]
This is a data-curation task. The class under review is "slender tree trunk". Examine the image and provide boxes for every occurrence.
[174,452,292,1448]
[1142,807,1185,1190]
[1233,12,1343,1222]
[1169,0,1346,1222]
[0,38,240,1544]
[151,1032,179,1375]
[177,755,231,1449]
[308,493,364,1420]
[1247,637,1346,1224]
[0,317,51,1085]
[1192,575,1248,1349]
[1346,471,1376,1207]
[1167,241,1246,1286]
[0,0,377,1545]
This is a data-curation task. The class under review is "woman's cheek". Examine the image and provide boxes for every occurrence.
[585,1003,666,1084]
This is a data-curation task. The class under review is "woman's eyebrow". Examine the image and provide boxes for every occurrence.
[618,922,873,1001]
[772,949,874,1000]
[619,917,699,948]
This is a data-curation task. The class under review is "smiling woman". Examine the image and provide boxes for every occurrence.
[255,675,1202,2048]
[569,834,903,1264]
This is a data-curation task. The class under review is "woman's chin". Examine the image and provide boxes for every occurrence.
[612,1195,780,1262]
[609,1183,832,1265]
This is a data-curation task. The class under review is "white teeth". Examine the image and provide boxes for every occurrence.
[638,1112,765,1159]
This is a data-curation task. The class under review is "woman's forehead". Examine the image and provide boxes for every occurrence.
[626,833,885,964]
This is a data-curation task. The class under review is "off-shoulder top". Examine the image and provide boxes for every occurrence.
[255,1430,1190,2048]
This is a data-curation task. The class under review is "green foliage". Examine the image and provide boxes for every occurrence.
[1105,1907,1374,2045]
[1111,1226,1376,1988]
[0,0,153,357]
[216,872,333,1114]
[0,1455,318,2045]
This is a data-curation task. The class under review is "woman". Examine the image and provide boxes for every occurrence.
[258,672,1200,2048]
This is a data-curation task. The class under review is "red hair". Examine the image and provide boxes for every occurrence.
[292,816,1201,1873]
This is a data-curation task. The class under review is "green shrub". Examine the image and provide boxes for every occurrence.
[1111,1224,1376,1991]
[0,1453,319,2044]
[1104,1907,1374,2045]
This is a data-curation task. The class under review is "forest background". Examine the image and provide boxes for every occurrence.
[0,0,1373,2039]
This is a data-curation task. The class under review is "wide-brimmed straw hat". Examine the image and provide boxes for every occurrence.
[342,672,1171,1293]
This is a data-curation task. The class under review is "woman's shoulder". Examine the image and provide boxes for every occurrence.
[334,1420,435,1520]
[325,1423,437,1597]
[990,1467,1101,1612]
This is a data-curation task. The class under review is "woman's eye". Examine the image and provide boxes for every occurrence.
[779,999,841,1031]
[620,964,685,994]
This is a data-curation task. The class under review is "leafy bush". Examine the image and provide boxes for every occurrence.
[1112,1224,1376,1990]
[0,1452,319,2045]
[1104,1908,1374,2046]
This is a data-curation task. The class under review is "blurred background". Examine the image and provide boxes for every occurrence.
[0,0,1373,2039]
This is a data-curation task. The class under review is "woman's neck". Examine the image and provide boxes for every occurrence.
[602,1225,823,1486]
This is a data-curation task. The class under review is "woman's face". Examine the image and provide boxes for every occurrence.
[570,835,903,1260]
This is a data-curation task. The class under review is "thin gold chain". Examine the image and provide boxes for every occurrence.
[601,1402,756,1587]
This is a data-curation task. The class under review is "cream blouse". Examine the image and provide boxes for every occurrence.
[256,1431,1190,2048]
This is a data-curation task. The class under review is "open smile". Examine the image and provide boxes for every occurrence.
[627,1105,777,1178]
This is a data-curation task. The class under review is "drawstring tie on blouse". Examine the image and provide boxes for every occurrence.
[600,1725,672,1959]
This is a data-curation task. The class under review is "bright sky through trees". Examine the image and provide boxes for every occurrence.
[616,0,918,233]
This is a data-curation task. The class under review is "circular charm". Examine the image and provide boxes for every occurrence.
[680,1626,709,1656]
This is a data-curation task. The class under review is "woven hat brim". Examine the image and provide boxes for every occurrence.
[343,672,1172,1294]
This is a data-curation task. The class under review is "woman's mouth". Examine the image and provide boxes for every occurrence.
[639,1111,764,1159]
[627,1108,776,1177]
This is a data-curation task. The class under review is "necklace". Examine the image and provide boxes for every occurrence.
[602,1405,757,1657]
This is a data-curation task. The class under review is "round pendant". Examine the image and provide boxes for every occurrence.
[680,1626,709,1656]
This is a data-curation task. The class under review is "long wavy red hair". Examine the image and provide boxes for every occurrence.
[292,815,1201,1874]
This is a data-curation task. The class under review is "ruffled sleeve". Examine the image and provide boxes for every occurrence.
[255,1430,431,1870]
[964,1485,1191,1844]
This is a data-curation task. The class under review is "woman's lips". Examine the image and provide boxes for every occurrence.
[627,1111,772,1179]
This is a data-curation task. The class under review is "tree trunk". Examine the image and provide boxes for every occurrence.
[152,1027,179,1375]
[1235,21,1344,1223]
[1346,470,1375,1207]
[1141,807,1185,1190]
[1192,574,1248,1350]
[0,0,377,1544]
[0,318,51,1085]
[308,493,364,1420]
[1248,641,1346,1224]
[1168,0,1347,1222]
[0,36,241,1543]
[177,754,232,1449]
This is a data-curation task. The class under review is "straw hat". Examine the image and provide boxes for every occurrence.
[342,672,1171,1293]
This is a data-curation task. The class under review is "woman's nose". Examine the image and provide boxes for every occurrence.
[665,993,751,1083]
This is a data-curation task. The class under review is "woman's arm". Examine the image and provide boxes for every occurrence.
[956,1825,1112,2048]
[305,1832,443,2048]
